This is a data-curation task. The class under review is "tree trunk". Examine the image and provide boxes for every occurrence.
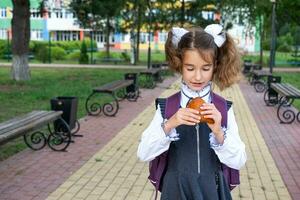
[11,0,31,81]
[259,16,263,66]
[136,2,142,63]
[105,16,110,58]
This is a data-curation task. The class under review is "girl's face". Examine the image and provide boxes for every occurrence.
[182,50,213,91]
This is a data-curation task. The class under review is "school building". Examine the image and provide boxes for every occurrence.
[0,0,259,52]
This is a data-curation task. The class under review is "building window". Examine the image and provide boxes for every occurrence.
[31,29,43,40]
[0,29,7,39]
[159,32,167,43]
[0,8,7,18]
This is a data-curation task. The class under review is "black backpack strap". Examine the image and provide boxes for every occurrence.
[211,92,231,128]
[155,98,167,118]
[155,92,181,119]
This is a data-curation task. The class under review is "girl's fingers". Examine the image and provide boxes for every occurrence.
[200,110,212,115]
[201,103,215,110]
[183,115,200,123]
[186,108,200,114]
[203,114,214,119]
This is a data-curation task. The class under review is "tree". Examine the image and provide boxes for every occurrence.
[70,0,124,58]
[11,0,31,81]
[221,0,300,65]
[79,40,89,64]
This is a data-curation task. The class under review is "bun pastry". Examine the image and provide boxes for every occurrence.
[187,97,214,124]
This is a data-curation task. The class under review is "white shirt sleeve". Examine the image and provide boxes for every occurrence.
[137,105,174,162]
[209,106,247,170]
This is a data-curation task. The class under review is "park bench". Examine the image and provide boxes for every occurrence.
[85,73,139,116]
[251,70,272,92]
[270,83,300,124]
[139,68,162,88]
[243,61,262,83]
[0,110,72,151]
[93,57,124,64]
[264,75,282,106]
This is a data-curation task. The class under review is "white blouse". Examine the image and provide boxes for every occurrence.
[137,83,247,170]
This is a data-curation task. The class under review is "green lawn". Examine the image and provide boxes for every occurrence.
[0,67,140,160]
[243,51,300,67]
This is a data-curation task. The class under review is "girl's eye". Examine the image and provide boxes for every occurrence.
[186,68,194,71]
[203,68,210,71]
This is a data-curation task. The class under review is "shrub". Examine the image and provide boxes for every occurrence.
[0,40,11,57]
[121,50,130,61]
[31,41,48,55]
[66,51,81,60]
[262,38,270,51]
[277,43,292,52]
[36,46,66,62]
[36,46,48,63]
[51,46,67,60]
[79,40,89,64]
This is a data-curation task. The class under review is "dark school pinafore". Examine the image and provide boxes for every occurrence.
[161,122,232,200]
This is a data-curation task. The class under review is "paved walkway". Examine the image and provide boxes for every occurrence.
[0,74,298,200]
[44,79,291,200]
[240,80,300,200]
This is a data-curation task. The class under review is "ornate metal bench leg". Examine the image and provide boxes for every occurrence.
[254,80,266,93]
[71,120,82,137]
[126,89,139,102]
[85,92,102,116]
[47,117,71,151]
[277,97,295,124]
[264,90,278,106]
[102,93,119,116]
[115,89,127,101]
[23,131,47,150]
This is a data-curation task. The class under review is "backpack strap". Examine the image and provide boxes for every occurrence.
[211,92,228,128]
[155,92,181,119]
[165,92,181,119]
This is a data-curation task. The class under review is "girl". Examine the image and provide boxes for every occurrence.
[137,24,247,200]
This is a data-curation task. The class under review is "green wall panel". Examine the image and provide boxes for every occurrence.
[0,19,43,30]
[31,19,43,29]
[0,0,12,7]
[0,19,11,29]
[0,0,41,8]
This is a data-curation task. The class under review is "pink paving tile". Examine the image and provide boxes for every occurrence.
[0,75,179,200]
[239,80,300,199]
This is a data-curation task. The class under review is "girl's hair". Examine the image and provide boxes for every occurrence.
[165,27,241,90]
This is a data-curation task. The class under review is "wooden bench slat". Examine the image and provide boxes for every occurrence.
[285,84,300,97]
[93,80,133,92]
[271,83,300,98]
[253,70,272,76]
[0,111,63,145]
[0,111,49,134]
[0,111,62,135]
[277,84,300,97]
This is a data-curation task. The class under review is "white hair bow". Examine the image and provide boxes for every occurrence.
[204,24,226,47]
[171,27,189,47]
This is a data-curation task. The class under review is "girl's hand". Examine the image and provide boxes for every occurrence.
[164,108,200,133]
[200,103,224,143]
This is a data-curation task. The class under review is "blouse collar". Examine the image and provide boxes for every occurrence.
[180,81,212,108]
